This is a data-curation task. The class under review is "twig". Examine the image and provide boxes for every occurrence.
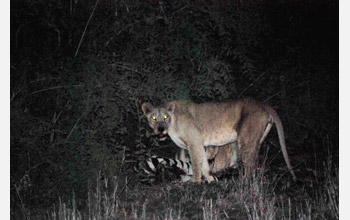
[105,20,141,46]
[15,185,29,220]
[116,21,141,37]
[30,85,83,95]
[238,71,268,98]
[41,18,61,46]
[15,19,39,48]
[75,0,100,57]
[11,89,22,102]
[264,81,309,102]
[111,63,146,75]
[66,115,83,142]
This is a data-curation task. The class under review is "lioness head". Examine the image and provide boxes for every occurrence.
[141,102,175,141]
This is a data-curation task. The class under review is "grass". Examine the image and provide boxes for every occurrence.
[40,152,338,220]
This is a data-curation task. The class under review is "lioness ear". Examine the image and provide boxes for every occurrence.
[165,102,175,113]
[141,103,154,115]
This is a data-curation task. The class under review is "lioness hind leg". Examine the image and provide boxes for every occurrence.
[237,112,270,178]
[240,144,259,178]
[241,122,272,177]
[238,140,259,178]
[201,148,215,183]
[209,143,239,173]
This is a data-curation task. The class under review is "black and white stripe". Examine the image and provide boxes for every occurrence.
[134,156,218,184]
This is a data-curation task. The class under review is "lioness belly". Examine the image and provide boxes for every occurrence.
[203,131,238,147]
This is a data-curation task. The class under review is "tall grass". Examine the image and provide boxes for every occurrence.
[46,152,338,220]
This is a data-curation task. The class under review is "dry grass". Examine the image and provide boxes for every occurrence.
[43,153,338,220]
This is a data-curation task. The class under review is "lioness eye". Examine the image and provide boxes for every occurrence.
[152,116,156,121]
[164,115,168,120]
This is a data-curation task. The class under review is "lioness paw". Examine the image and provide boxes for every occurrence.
[190,177,202,183]
[206,175,215,183]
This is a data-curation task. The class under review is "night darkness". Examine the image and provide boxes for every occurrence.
[11,0,338,219]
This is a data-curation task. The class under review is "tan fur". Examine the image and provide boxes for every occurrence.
[206,143,240,173]
[142,98,296,183]
[176,143,240,174]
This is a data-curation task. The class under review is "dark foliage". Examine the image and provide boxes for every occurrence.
[11,0,338,218]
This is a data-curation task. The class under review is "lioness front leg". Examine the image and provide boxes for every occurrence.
[188,145,203,183]
[188,145,214,183]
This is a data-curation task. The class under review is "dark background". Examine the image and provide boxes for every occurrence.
[11,0,338,218]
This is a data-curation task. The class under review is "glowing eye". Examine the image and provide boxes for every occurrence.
[152,116,156,121]
[164,115,168,120]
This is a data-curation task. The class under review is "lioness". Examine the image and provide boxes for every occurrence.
[141,98,296,183]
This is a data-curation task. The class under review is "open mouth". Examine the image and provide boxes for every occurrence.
[157,133,167,141]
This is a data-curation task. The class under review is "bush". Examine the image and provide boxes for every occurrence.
[11,0,338,218]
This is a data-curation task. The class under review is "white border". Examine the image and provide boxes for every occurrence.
[2,0,10,219]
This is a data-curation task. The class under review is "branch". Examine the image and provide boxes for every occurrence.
[74,0,100,57]
[238,71,268,98]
